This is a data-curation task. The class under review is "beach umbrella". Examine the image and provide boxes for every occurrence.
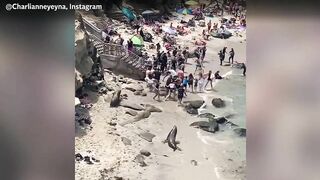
[122,7,136,21]
[177,8,192,15]
[185,0,199,6]
[162,27,177,35]
[131,35,144,46]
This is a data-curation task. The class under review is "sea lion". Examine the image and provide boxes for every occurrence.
[163,125,181,151]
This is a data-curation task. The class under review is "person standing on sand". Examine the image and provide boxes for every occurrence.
[222,47,227,60]
[198,73,205,92]
[229,48,235,64]
[201,45,207,61]
[188,73,194,93]
[152,80,161,101]
[204,70,213,89]
[177,84,186,105]
[207,20,212,32]
[194,58,203,73]
[218,50,224,66]
[241,63,246,76]
[165,81,176,101]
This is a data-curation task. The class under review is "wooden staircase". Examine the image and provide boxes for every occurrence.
[82,18,147,79]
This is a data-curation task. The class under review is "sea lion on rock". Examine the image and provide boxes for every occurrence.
[144,104,162,112]
[190,119,219,133]
[163,125,181,151]
[198,113,215,119]
[233,128,246,137]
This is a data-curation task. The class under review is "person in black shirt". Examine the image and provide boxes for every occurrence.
[222,47,227,59]
[153,68,161,82]
[160,53,168,72]
[205,70,213,89]
[241,63,246,76]
[218,50,224,66]
[173,47,178,57]
[171,57,177,71]
[229,48,235,64]
[177,84,185,105]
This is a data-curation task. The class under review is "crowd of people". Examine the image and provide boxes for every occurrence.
[95,1,246,105]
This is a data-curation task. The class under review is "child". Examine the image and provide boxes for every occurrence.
[182,76,189,91]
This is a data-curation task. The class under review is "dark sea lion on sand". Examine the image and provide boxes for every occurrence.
[163,125,181,151]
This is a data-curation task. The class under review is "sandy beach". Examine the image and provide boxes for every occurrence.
[76,8,246,180]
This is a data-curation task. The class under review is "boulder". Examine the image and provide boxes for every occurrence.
[140,150,151,157]
[110,90,121,107]
[184,100,205,109]
[120,100,145,111]
[233,128,246,137]
[138,132,156,142]
[212,98,225,108]
[134,154,147,167]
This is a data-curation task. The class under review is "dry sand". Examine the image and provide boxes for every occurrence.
[76,13,246,180]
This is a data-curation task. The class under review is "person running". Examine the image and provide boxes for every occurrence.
[188,73,194,93]
[205,70,213,89]
[229,48,235,64]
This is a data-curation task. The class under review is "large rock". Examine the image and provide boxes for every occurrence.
[125,84,144,92]
[233,128,246,137]
[120,100,145,111]
[138,132,156,142]
[184,100,205,109]
[212,98,226,108]
[110,90,121,107]
[140,149,151,157]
